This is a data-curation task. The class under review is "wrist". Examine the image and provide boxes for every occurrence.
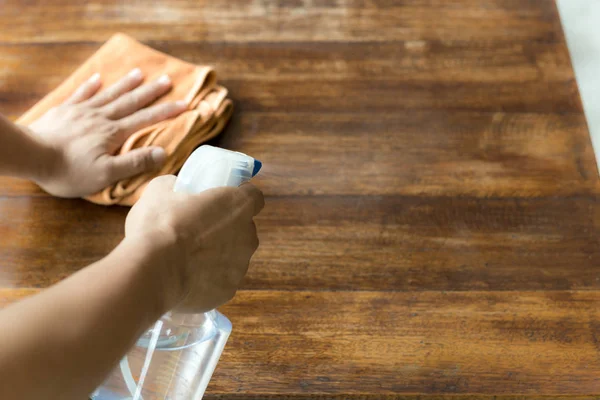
[117,235,188,316]
[15,124,62,184]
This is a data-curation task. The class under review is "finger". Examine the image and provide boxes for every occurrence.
[86,68,144,107]
[238,183,265,217]
[63,73,102,105]
[117,100,187,138]
[102,75,176,120]
[104,147,167,183]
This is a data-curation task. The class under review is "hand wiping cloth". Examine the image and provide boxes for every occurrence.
[17,33,233,206]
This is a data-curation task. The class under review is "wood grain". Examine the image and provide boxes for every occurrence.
[203,397,600,400]
[1,40,575,85]
[2,194,599,292]
[213,290,600,396]
[0,197,125,288]
[0,40,581,116]
[2,289,600,396]
[0,111,597,197]
[0,0,563,44]
[0,0,599,398]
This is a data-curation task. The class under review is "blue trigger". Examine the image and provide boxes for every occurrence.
[252,159,262,177]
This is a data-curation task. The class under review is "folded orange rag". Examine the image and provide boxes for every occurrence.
[17,33,233,206]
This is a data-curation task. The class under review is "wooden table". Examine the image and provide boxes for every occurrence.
[1,0,600,398]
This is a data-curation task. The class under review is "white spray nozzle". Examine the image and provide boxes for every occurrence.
[174,145,262,194]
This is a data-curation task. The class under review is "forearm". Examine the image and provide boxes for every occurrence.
[0,239,168,399]
[0,114,53,181]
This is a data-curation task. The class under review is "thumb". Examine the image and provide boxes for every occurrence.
[106,147,166,182]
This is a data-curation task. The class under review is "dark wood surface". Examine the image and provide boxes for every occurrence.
[1,0,599,398]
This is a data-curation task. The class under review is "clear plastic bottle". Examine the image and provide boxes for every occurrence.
[92,145,262,400]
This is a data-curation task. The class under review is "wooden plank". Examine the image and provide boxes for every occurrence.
[0,197,125,288]
[1,79,583,121]
[2,195,599,292]
[1,288,599,396]
[0,41,581,116]
[226,111,598,196]
[223,79,580,113]
[1,41,574,85]
[203,396,598,400]
[0,111,597,198]
[0,0,563,44]
[1,289,600,396]
[249,195,600,291]
[203,396,599,400]
[213,290,600,395]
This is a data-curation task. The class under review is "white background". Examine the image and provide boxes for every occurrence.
[557,0,600,172]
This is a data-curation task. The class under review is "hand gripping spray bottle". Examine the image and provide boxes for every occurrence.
[92,145,262,400]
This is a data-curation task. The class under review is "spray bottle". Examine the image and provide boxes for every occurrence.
[92,145,262,400]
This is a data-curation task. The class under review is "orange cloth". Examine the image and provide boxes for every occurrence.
[17,33,233,206]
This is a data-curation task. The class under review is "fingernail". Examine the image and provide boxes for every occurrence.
[175,100,188,109]
[158,74,171,86]
[151,148,167,165]
[128,68,143,79]
[89,73,101,83]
